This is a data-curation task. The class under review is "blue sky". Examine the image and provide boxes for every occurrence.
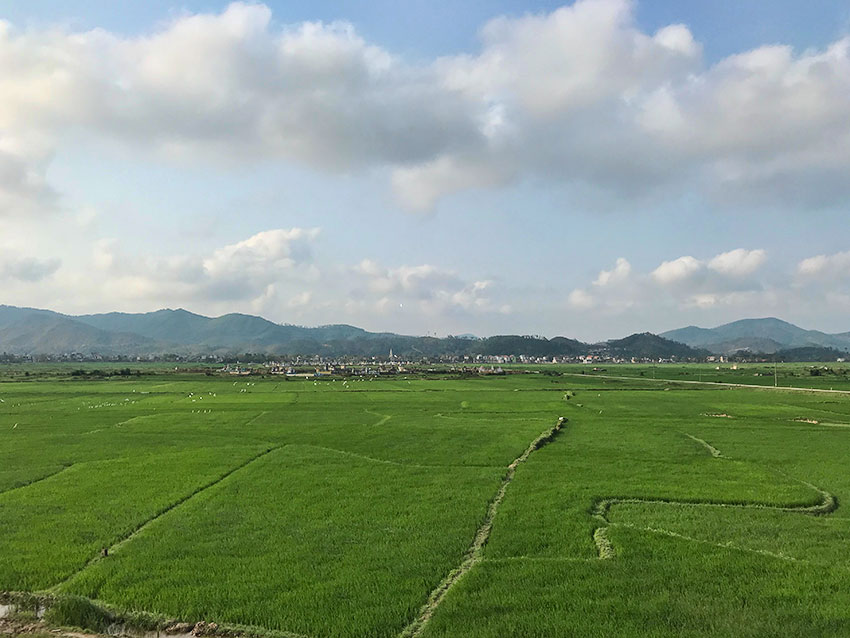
[1,0,849,340]
[5,1,849,60]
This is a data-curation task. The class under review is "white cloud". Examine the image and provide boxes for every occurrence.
[708,248,766,276]
[0,0,848,215]
[594,257,631,286]
[567,248,771,318]
[355,261,459,298]
[203,228,319,283]
[0,3,481,215]
[651,255,702,285]
[568,288,595,309]
[406,0,850,210]
[352,259,506,316]
[797,251,850,279]
[565,258,631,312]
[85,228,321,307]
[9,229,509,331]
[798,255,829,276]
[451,280,499,311]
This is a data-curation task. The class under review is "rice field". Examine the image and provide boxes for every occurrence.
[1,365,849,637]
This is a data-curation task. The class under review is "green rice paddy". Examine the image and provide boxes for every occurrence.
[2,363,849,637]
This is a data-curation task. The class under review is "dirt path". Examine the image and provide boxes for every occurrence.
[0,604,311,638]
[399,417,567,638]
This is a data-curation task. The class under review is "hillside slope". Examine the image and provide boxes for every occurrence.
[661,318,850,354]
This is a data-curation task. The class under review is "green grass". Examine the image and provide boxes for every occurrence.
[425,534,850,638]
[43,595,115,633]
[62,446,503,638]
[1,366,850,636]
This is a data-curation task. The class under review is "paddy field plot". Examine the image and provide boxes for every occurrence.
[1,369,849,637]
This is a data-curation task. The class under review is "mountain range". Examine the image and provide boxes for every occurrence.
[660,318,850,355]
[0,305,847,360]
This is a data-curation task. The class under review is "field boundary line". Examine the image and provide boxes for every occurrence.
[613,522,801,562]
[296,444,503,470]
[483,556,596,564]
[82,415,146,436]
[0,464,73,497]
[399,416,567,638]
[591,479,837,559]
[560,372,850,395]
[682,433,724,458]
[244,411,269,426]
[49,445,281,592]
[364,408,392,427]
[297,444,416,467]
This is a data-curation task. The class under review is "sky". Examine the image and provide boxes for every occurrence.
[1,0,849,341]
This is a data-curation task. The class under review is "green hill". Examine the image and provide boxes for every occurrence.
[661,318,850,354]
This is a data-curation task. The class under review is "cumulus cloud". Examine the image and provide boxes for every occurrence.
[570,249,770,315]
[708,248,767,276]
[352,259,506,315]
[0,3,481,215]
[594,257,631,286]
[567,258,632,310]
[202,228,319,296]
[651,255,702,285]
[90,228,320,306]
[797,250,850,279]
[401,0,850,209]
[0,0,848,214]
[650,249,767,288]
[3,227,509,333]
[355,260,461,298]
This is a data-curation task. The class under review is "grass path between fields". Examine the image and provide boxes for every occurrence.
[48,445,280,593]
[399,417,567,638]
[590,436,838,560]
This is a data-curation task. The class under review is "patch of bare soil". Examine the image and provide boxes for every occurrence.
[0,616,95,638]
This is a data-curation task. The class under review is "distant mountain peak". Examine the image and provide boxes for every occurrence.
[661,317,850,355]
